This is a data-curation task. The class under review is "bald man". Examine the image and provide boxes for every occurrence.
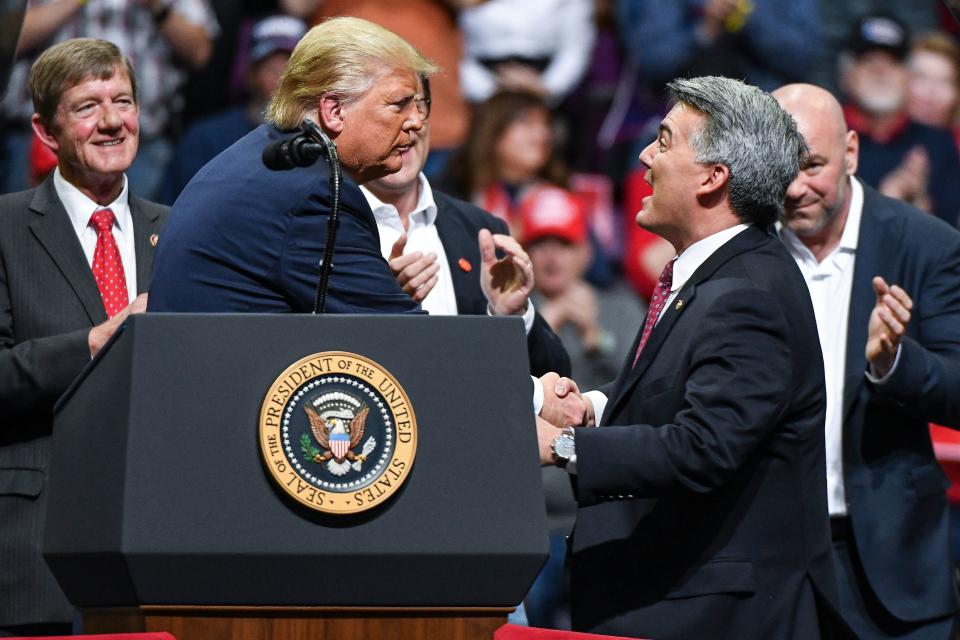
[774,83,960,640]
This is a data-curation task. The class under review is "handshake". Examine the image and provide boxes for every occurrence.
[535,372,596,466]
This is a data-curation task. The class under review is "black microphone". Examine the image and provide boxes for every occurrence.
[261,134,325,170]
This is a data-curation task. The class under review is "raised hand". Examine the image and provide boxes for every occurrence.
[541,280,602,350]
[866,276,913,378]
[479,229,534,316]
[389,232,440,303]
[879,146,931,212]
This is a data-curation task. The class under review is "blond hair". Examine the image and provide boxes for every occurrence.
[30,38,137,126]
[266,17,438,129]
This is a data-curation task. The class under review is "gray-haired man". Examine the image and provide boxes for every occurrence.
[535,76,840,639]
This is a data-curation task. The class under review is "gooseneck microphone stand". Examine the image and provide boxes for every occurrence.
[261,119,341,314]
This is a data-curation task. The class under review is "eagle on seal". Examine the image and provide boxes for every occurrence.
[304,404,373,476]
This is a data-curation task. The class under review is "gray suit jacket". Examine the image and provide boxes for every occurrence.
[0,176,167,626]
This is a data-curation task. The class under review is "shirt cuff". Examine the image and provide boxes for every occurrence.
[582,390,608,427]
[487,300,535,335]
[866,343,902,385]
[532,376,544,415]
[522,300,535,334]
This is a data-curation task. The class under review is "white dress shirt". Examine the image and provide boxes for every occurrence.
[363,173,536,332]
[53,167,138,303]
[580,224,750,427]
[778,177,898,517]
[363,174,459,317]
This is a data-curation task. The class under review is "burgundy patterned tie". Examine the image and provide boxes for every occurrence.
[89,208,129,318]
[633,259,675,367]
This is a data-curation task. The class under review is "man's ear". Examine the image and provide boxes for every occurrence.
[317,94,345,134]
[31,113,60,154]
[844,129,859,177]
[697,163,729,197]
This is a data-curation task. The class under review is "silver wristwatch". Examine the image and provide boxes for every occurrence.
[551,427,576,466]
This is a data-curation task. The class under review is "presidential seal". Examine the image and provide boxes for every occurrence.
[259,352,417,514]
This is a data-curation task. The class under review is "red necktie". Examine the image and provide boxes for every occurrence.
[633,259,675,366]
[89,208,129,318]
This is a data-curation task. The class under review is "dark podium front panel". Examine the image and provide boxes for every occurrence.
[45,314,548,608]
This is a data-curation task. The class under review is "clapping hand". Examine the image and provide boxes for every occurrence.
[389,233,440,303]
[479,229,534,316]
[866,276,913,378]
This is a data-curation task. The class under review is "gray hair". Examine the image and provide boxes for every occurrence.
[667,76,807,227]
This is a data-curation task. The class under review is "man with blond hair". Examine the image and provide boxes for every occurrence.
[149,17,435,313]
[0,38,166,634]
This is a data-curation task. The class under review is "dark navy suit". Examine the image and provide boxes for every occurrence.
[149,125,420,314]
[833,185,960,636]
[570,226,837,640]
[432,190,571,377]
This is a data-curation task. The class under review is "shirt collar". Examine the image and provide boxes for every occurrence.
[777,176,864,262]
[670,223,750,293]
[838,176,863,251]
[53,166,130,235]
[361,172,437,228]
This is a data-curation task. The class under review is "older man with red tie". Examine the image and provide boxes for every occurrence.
[0,38,167,635]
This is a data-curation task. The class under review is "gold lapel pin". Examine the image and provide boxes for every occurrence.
[149,233,159,247]
[675,300,684,311]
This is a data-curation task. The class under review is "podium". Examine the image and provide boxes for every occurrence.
[44,314,549,640]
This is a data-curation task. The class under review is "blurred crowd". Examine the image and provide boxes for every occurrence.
[5,0,960,331]
[4,0,960,631]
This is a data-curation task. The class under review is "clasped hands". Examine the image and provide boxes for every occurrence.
[536,372,595,466]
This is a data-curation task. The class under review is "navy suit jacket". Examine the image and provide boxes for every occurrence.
[0,177,166,626]
[149,125,420,314]
[433,191,571,377]
[840,185,960,623]
[569,226,836,640]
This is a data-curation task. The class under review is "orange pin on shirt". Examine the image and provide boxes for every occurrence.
[458,258,472,272]
[150,233,159,247]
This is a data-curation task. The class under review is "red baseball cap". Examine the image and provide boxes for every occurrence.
[519,185,587,246]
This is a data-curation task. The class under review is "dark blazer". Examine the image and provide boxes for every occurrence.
[148,124,420,314]
[433,191,571,377]
[0,177,166,626]
[569,225,836,640]
[840,185,960,623]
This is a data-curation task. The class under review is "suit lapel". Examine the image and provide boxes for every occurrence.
[605,284,699,421]
[842,189,893,422]
[130,195,163,294]
[604,226,769,421]
[28,178,107,325]
[434,196,485,315]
